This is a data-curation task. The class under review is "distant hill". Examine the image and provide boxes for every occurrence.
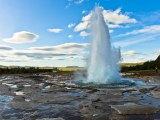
[121,55,160,72]
[121,62,144,67]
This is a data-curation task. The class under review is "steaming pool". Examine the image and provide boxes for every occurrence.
[65,77,155,89]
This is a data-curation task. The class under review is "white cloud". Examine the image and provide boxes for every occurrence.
[103,8,137,24]
[29,43,90,52]
[154,50,160,56]
[117,25,160,37]
[82,10,87,14]
[74,21,90,31]
[122,57,147,63]
[109,30,114,33]
[65,56,86,60]
[7,50,77,60]
[81,51,89,54]
[74,7,136,32]
[108,24,121,28]
[68,23,75,28]
[75,0,84,4]
[68,35,73,38]
[136,57,145,60]
[80,31,90,37]
[44,57,65,60]
[2,31,39,44]
[66,3,71,9]
[0,45,14,50]
[48,29,63,33]
[121,51,140,56]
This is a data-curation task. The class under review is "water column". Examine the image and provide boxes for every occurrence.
[87,6,121,84]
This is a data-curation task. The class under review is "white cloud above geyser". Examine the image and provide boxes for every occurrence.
[74,7,137,32]
[2,31,39,44]
[48,29,63,33]
[29,43,90,52]
[0,45,14,50]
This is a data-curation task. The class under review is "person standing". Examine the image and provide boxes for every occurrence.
[155,66,158,73]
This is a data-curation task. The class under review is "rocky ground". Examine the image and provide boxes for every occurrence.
[0,71,160,120]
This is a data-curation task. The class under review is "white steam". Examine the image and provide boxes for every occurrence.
[87,6,121,84]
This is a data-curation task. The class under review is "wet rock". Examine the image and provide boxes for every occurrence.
[8,101,39,111]
[130,91,142,95]
[32,94,77,104]
[12,96,25,101]
[106,90,123,96]
[36,118,64,120]
[0,91,16,96]
[100,96,142,102]
[93,114,109,120]
[151,91,160,99]
[111,103,160,115]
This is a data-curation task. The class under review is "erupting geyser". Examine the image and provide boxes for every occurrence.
[87,6,121,84]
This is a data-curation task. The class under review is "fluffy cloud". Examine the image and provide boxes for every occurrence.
[2,31,39,44]
[0,45,14,50]
[29,43,90,52]
[117,25,160,37]
[44,57,65,60]
[8,50,77,60]
[80,31,90,37]
[103,8,137,24]
[48,29,63,33]
[74,7,136,32]
[108,24,121,28]
[121,51,140,56]
[109,30,114,33]
[75,0,84,4]
[154,50,160,56]
[74,21,90,31]
[82,10,87,14]
[68,23,75,28]
[68,35,73,38]
[0,58,29,62]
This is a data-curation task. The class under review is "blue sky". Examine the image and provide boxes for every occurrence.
[0,0,160,67]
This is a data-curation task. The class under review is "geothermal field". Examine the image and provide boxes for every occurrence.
[0,6,160,120]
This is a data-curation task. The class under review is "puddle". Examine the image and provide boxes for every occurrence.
[67,92,83,97]
[41,89,46,91]
[64,100,75,105]
[45,86,50,89]
[135,93,151,98]
[14,92,24,95]
[123,92,131,96]
[137,97,160,108]
[24,85,31,87]
[10,85,18,88]
[0,95,13,113]
[25,99,30,102]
